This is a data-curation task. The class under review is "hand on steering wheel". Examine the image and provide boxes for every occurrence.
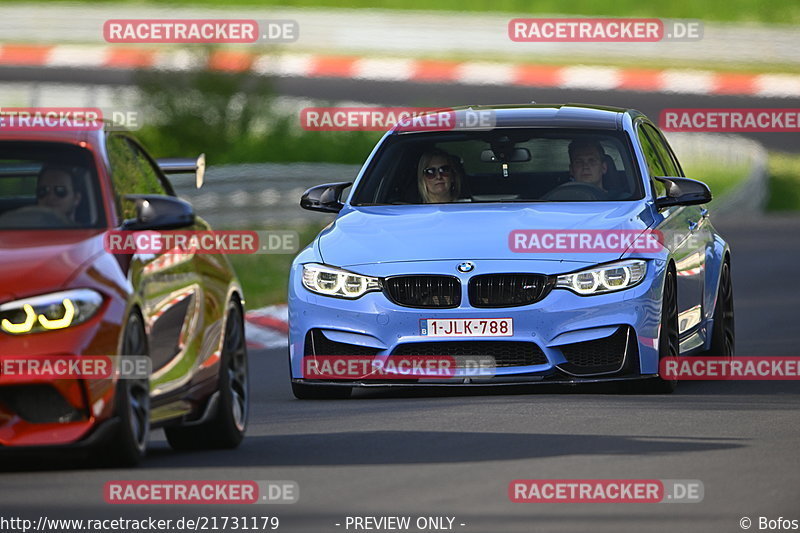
[542,181,608,201]
[0,205,74,227]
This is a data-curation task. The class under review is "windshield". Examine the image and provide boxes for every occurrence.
[351,129,643,205]
[0,141,104,229]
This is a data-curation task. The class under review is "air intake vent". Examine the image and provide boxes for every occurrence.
[391,341,548,367]
[557,327,634,376]
[304,329,382,356]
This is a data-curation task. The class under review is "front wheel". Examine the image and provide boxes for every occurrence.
[624,267,679,394]
[103,311,151,467]
[650,267,679,393]
[701,259,735,358]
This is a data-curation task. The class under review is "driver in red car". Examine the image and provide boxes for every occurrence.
[36,164,82,223]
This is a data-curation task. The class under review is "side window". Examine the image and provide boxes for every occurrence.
[130,142,169,196]
[636,125,667,198]
[642,123,681,177]
[648,126,684,177]
[107,135,167,220]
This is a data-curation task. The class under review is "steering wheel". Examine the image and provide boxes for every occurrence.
[0,205,74,228]
[541,182,609,201]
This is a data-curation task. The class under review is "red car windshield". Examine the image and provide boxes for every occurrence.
[0,141,104,229]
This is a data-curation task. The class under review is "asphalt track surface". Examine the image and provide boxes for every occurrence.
[1,66,799,153]
[1,214,798,533]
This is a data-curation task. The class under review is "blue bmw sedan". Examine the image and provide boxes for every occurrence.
[288,104,734,398]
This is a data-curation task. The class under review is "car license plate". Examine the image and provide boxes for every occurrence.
[420,318,513,337]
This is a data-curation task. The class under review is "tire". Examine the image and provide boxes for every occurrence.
[104,311,151,467]
[624,267,679,394]
[292,382,352,400]
[649,266,680,393]
[701,258,735,358]
[165,299,249,450]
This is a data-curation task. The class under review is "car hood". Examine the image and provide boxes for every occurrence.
[0,230,107,302]
[319,202,655,267]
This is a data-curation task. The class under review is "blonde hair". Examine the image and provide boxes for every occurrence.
[417,150,462,203]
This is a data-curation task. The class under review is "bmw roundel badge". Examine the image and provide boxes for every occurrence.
[457,262,475,273]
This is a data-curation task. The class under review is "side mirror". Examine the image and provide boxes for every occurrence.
[121,194,195,230]
[654,176,712,209]
[300,182,352,213]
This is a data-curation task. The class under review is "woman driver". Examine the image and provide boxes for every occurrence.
[417,150,463,203]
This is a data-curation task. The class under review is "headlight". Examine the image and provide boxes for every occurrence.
[302,263,381,299]
[0,289,104,335]
[555,260,647,295]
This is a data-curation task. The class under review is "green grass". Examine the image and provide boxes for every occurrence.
[130,66,384,165]
[766,152,800,211]
[139,123,381,165]
[228,223,329,309]
[680,160,750,200]
[27,0,800,24]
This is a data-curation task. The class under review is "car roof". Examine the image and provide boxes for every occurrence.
[394,103,644,133]
[0,128,105,146]
[0,120,133,145]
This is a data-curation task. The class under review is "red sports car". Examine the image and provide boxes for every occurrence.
[0,125,248,465]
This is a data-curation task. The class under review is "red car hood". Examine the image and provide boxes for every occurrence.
[0,230,107,302]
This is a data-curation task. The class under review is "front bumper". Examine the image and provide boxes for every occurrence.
[289,259,667,385]
[0,310,121,447]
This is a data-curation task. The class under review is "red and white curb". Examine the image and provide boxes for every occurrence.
[245,304,288,350]
[1,44,799,98]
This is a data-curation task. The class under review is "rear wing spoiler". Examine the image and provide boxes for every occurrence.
[156,153,206,189]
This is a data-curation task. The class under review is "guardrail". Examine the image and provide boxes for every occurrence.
[172,134,766,228]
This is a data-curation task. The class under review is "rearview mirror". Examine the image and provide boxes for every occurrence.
[654,176,712,209]
[480,148,531,163]
[121,194,195,230]
[300,182,352,213]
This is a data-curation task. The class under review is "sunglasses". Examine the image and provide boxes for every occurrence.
[423,165,453,179]
[36,185,70,199]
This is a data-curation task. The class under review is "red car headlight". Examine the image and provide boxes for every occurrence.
[0,289,103,335]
